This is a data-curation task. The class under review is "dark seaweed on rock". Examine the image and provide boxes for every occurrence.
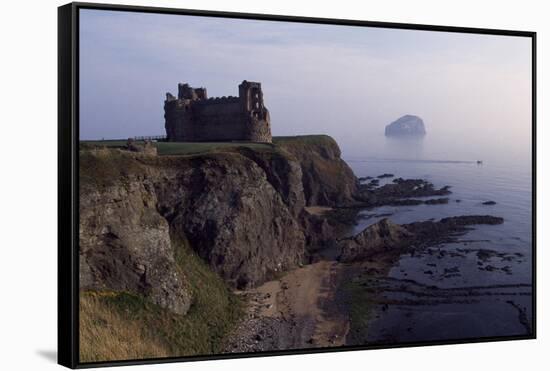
[404,215,504,246]
[355,178,451,207]
[339,216,504,262]
[388,197,449,206]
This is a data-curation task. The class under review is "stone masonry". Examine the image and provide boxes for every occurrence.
[164,80,272,143]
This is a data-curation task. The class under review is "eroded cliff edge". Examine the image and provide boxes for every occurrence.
[79,135,359,321]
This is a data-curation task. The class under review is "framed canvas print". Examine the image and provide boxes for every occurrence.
[58,2,536,368]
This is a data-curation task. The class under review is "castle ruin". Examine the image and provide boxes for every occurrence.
[164,80,272,143]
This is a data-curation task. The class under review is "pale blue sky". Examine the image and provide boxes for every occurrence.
[79,9,531,158]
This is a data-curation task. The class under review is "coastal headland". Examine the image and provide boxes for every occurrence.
[78,135,509,361]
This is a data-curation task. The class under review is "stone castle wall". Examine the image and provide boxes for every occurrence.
[164,81,272,143]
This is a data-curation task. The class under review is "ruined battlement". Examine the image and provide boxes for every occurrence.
[164,80,272,143]
[197,96,240,104]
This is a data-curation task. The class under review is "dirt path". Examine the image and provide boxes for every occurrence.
[224,260,350,352]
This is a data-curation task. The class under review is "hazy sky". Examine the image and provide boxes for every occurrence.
[79,9,532,159]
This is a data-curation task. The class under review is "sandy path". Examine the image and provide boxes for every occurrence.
[226,260,350,351]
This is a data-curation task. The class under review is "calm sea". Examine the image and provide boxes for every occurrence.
[343,134,533,343]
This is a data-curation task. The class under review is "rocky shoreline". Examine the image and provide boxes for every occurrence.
[78,135,519,357]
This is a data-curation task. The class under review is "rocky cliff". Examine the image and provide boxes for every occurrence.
[154,152,306,289]
[274,135,358,206]
[79,150,191,315]
[79,135,358,313]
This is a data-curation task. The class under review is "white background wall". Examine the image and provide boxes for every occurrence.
[0,0,547,369]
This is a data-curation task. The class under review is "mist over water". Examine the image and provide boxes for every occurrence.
[340,125,531,166]
[345,133,533,342]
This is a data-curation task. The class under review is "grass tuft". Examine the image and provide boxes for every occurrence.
[79,235,244,363]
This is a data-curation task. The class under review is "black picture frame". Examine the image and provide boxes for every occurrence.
[58,2,537,369]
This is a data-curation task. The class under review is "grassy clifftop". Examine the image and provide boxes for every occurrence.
[80,135,358,207]
[81,135,336,156]
[81,139,273,156]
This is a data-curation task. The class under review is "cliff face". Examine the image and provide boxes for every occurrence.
[79,151,191,315]
[275,135,358,206]
[232,146,306,217]
[79,135,358,312]
[154,153,306,289]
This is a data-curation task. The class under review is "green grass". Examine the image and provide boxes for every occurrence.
[170,232,245,354]
[80,139,274,156]
[156,141,273,156]
[273,134,334,145]
[341,276,376,345]
[80,140,128,148]
[80,135,332,157]
[79,234,244,362]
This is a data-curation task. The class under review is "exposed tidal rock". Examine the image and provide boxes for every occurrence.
[388,197,449,206]
[339,219,413,262]
[338,215,504,262]
[385,115,426,137]
[358,176,373,182]
[403,215,504,246]
[357,178,451,206]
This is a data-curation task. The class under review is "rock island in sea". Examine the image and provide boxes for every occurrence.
[385,114,427,137]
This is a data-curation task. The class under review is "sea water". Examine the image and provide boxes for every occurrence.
[343,134,533,343]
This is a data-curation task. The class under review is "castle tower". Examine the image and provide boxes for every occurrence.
[165,81,272,143]
[239,80,264,113]
[238,80,271,142]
